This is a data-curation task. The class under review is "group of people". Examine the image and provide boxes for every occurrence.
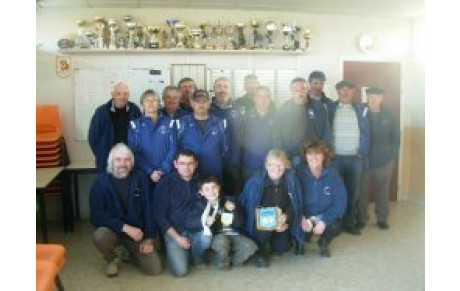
[87,71,400,277]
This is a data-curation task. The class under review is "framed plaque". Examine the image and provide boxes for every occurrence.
[256,207,281,231]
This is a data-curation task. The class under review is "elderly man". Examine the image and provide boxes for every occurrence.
[160,85,189,120]
[235,74,260,113]
[328,80,370,235]
[88,82,142,172]
[178,77,196,113]
[276,77,331,167]
[210,76,244,195]
[90,143,161,277]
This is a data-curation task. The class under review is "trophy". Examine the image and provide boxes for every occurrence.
[281,24,294,50]
[174,24,189,49]
[135,24,147,49]
[160,28,168,49]
[85,32,97,48]
[303,28,311,51]
[265,20,278,50]
[250,20,263,49]
[214,21,225,50]
[166,19,179,48]
[107,19,118,50]
[74,20,91,49]
[224,23,236,50]
[236,23,246,50]
[147,26,160,49]
[293,26,301,50]
[93,16,107,49]
[203,23,215,50]
[189,27,203,49]
[125,21,137,50]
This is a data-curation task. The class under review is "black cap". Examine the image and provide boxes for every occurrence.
[335,80,355,90]
[191,89,210,101]
[308,70,326,82]
[365,86,385,95]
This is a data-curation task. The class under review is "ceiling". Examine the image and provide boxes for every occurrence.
[36,0,425,19]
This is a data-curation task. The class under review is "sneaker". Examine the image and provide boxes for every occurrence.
[114,245,130,262]
[105,257,121,277]
[318,240,331,257]
[253,253,268,268]
[343,225,362,235]
[377,221,389,230]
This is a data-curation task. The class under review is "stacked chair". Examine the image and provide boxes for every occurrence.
[36,105,64,168]
[36,244,66,291]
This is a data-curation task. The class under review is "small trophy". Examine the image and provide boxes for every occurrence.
[250,20,263,49]
[175,24,189,49]
[74,20,91,49]
[107,19,118,50]
[85,32,97,48]
[125,21,137,50]
[93,16,107,49]
[281,24,293,50]
[135,24,147,49]
[265,20,278,50]
[166,19,179,48]
[224,23,236,50]
[303,28,311,51]
[147,26,160,49]
[236,23,246,50]
[189,27,203,49]
[214,21,225,50]
[203,23,215,50]
[293,26,301,51]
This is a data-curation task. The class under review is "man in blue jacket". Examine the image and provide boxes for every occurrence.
[88,82,142,172]
[276,77,331,167]
[328,80,370,235]
[153,149,200,277]
[90,143,161,277]
[307,70,334,113]
[177,89,230,179]
[358,86,400,230]
[160,85,190,120]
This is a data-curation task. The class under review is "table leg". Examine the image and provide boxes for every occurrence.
[60,171,74,232]
[37,189,48,243]
[74,172,80,221]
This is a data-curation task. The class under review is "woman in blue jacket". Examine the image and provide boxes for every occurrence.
[239,149,304,267]
[296,140,346,257]
[128,89,176,192]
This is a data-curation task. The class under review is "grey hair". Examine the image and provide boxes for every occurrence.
[106,143,135,174]
[139,89,159,105]
[111,81,129,94]
[214,76,231,87]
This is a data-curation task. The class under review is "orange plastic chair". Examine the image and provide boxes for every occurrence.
[36,261,57,291]
[37,105,62,143]
[36,244,66,291]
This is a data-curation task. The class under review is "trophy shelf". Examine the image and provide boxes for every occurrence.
[58,49,307,55]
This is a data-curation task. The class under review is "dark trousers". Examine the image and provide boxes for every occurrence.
[253,229,292,254]
[223,165,242,196]
[331,155,363,227]
[305,220,342,246]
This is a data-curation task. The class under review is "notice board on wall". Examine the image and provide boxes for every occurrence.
[73,68,167,140]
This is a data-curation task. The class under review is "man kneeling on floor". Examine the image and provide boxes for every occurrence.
[90,143,161,277]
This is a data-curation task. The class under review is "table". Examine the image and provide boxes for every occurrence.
[64,161,96,221]
[36,167,63,243]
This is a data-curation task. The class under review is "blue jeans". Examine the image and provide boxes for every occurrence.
[187,231,212,264]
[164,233,190,277]
[331,155,363,227]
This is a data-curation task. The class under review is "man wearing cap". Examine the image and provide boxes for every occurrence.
[308,70,334,112]
[277,77,331,167]
[177,89,230,179]
[178,77,196,113]
[88,82,142,172]
[357,86,400,230]
[328,80,370,235]
[210,76,244,195]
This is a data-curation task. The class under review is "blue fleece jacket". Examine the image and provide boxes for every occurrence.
[238,169,305,245]
[295,165,347,225]
[89,170,156,238]
[88,100,141,172]
[153,172,199,234]
[177,114,230,178]
[127,115,177,176]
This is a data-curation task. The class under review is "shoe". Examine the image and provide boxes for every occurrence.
[105,257,121,277]
[253,253,268,268]
[343,225,362,235]
[356,221,366,230]
[318,240,331,257]
[294,242,305,255]
[114,245,130,262]
[377,221,389,230]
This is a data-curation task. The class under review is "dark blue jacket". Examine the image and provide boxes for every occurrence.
[295,165,347,225]
[89,170,156,239]
[367,106,400,168]
[210,100,244,166]
[88,100,142,172]
[238,169,305,244]
[240,109,281,171]
[127,115,177,176]
[177,114,230,178]
[276,98,332,160]
[153,172,199,234]
[159,107,190,121]
[328,101,370,156]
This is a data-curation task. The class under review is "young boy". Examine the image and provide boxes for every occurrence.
[185,176,258,269]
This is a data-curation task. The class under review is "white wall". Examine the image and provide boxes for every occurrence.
[37,7,423,218]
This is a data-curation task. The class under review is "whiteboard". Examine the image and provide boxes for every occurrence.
[74,68,168,140]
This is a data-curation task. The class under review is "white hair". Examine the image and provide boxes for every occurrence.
[111,81,129,94]
[106,143,135,174]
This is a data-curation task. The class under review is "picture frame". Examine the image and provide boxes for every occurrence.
[56,55,71,78]
[256,206,281,231]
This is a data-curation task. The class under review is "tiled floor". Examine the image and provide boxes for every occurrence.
[38,201,425,291]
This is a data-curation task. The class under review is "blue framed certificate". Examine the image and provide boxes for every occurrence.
[256,207,281,231]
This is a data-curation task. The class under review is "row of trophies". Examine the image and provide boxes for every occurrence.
[60,16,311,51]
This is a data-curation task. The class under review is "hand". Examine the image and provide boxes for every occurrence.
[139,240,154,254]
[150,170,163,182]
[174,235,191,249]
[301,217,313,232]
[122,224,144,242]
[276,223,289,232]
[313,221,326,236]
[206,216,215,226]
[224,201,235,211]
